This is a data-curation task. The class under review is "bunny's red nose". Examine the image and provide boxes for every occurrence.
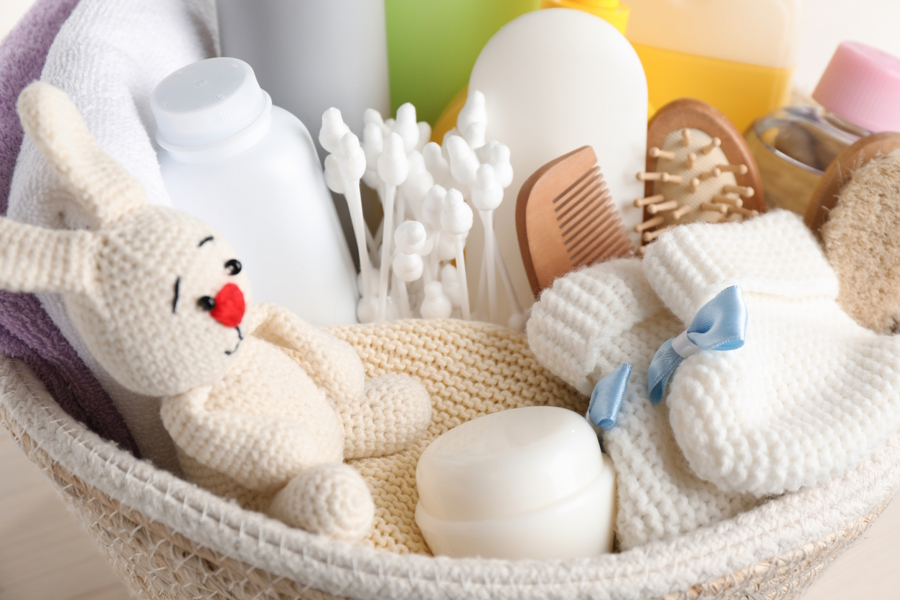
[210,283,245,328]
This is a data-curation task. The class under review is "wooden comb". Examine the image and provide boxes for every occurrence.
[516,146,633,298]
[636,99,766,250]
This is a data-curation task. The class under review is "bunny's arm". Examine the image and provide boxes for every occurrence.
[243,303,365,405]
[160,385,332,492]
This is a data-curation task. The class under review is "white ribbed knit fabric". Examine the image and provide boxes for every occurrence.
[528,259,758,549]
[1,81,433,542]
[642,210,900,496]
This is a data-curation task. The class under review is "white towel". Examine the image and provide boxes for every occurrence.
[7,0,218,472]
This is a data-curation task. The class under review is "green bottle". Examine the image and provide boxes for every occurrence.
[385,0,539,125]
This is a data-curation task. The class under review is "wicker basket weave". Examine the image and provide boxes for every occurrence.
[1,320,898,600]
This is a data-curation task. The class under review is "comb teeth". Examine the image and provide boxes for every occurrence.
[518,146,634,297]
[551,168,632,268]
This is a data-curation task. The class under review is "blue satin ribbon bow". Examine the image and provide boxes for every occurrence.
[587,364,632,431]
[647,286,747,404]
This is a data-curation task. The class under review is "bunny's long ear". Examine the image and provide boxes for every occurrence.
[0,217,98,297]
[17,82,147,229]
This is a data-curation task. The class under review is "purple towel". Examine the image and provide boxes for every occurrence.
[0,0,138,456]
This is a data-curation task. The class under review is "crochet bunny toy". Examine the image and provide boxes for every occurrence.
[0,82,433,542]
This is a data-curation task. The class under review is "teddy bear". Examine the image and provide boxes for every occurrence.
[0,81,433,542]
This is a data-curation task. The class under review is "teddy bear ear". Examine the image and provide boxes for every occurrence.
[0,216,99,298]
[16,82,148,229]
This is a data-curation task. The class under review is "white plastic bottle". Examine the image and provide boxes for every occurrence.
[467,9,648,321]
[152,58,358,325]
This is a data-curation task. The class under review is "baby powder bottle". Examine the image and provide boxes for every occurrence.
[625,0,801,133]
[747,42,900,215]
[466,8,648,323]
[152,58,359,326]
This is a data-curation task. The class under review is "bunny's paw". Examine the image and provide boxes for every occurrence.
[267,463,374,541]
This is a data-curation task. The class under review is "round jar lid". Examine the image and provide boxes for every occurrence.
[813,42,900,134]
[415,406,604,522]
[151,57,268,147]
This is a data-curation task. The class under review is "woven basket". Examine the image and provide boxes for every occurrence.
[2,320,898,600]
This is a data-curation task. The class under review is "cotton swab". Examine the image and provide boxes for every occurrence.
[319,107,350,154]
[362,122,384,190]
[446,135,480,194]
[488,143,513,188]
[440,188,473,320]
[493,238,526,330]
[392,220,426,318]
[325,146,376,323]
[463,122,486,149]
[376,133,409,321]
[336,133,375,322]
[420,185,447,281]
[458,90,487,149]
[457,90,487,135]
[392,103,420,154]
[323,154,344,195]
[416,122,432,152]
[420,281,453,319]
[400,151,433,222]
[363,107,384,129]
[440,263,463,310]
[471,164,503,323]
[423,142,451,187]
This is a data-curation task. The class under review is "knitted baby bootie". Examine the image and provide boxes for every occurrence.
[528,259,758,549]
[643,210,900,496]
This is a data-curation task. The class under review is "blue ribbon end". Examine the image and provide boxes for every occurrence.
[587,364,632,430]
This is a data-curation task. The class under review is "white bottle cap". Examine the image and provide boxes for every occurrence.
[152,58,269,148]
[415,406,616,559]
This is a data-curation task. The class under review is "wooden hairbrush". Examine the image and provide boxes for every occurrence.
[804,132,900,333]
[636,99,766,251]
[805,132,900,236]
[516,146,633,298]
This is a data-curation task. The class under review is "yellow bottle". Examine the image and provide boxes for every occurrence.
[626,0,800,133]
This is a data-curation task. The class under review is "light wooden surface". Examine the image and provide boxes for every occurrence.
[0,426,131,600]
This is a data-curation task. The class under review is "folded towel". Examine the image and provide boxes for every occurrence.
[0,0,137,456]
[7,0,218,471]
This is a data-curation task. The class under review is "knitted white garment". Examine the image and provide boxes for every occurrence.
[643,210,900,496]
[528,259,758,550]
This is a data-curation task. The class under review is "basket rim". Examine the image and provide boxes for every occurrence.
[2,331,899,600]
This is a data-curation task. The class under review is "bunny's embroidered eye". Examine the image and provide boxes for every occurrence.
[197,296,216,311]
[225,259,242,275]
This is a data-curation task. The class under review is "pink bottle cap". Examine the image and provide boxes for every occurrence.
[813,41,900,134]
